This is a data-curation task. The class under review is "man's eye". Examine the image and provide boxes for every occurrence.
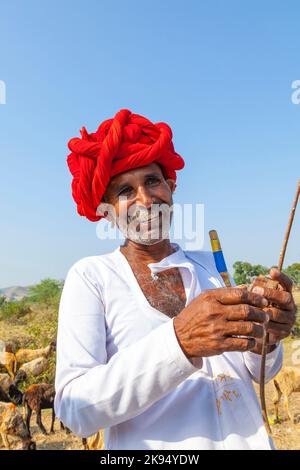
[118,187,133,197]
[147,177,160,185]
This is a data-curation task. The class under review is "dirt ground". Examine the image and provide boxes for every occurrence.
[253,336,300,450]
[0,411,84,450]
[261,382,300,450]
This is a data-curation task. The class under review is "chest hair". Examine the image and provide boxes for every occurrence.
[132,267,187,318]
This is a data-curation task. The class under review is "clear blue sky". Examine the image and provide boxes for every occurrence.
[1,0,299,287]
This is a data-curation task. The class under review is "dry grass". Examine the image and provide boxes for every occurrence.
[253,337,300,450]
[0,291,300,450]
[294,290,300,302]
[255,288,300,450]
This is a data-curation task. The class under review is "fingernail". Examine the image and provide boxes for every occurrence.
[262,298,268,307]
[265,313,270,323]
[252,286,264,296]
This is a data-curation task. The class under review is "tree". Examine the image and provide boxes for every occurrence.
[284,263,300,286]
[0,296,6,308]
[28,278,64,307]
[233,261,269,285]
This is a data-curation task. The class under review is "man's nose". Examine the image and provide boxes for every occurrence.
[136,186,153,208]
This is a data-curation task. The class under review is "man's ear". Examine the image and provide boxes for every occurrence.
[166,178,176,193]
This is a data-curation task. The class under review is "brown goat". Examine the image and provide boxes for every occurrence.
[22,383,68,436]
[0,402,36,450]
[16,342,56,366]
[273,366,300,423]
[0,352,17,379]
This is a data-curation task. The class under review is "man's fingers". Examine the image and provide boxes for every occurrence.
[270,268,293,293]
[264,306,296,325]
[267,321,292,338]
[217,287,268,309]
[252,286,294,310]
[223,337,256,352]
[226,304,268,323]
[224,321,265,339]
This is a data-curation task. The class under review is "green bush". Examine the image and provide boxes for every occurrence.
[284,264,300,285]
[233,261,300,287]
[233,261,269,285]
[0,299,31,321]
[28,278,64,308]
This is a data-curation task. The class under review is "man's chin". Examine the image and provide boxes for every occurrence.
[128,235,169,246]
[123,229,170,246]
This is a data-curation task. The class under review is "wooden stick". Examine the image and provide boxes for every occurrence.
[260,334,272,434]
[278,180,300,270]
[260,179,300,435]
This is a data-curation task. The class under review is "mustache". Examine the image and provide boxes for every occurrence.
[127,204,170,224]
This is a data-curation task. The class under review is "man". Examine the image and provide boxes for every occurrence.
[54,109,296,450]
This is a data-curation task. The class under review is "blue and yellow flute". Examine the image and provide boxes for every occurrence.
[209,230,232,288]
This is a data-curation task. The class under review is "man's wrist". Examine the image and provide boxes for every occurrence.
[173,317,192,359]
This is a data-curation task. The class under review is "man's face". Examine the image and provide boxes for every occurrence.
[100,163,176,245]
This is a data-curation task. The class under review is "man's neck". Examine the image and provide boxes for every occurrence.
[120,239,175,266]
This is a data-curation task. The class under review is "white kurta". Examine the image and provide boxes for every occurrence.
[54,242,282,450]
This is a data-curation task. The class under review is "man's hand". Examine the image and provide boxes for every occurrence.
[173,287,269,359]
[251,268,297,353]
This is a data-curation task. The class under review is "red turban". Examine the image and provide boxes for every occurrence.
[67,108,185,221]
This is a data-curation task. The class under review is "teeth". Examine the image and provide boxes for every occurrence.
[130,212,159,223]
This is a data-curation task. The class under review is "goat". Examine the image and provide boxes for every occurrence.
[0,401,36,450]
[82,429,105,450]
[0,374,12,393]
[0,370,27,394]
[8,384,23,406]
[23,383,58,436]
[0,352,17,379]
[0,386,11,403]
[4,340,20,354]
[20,357,49,377]
[273,366,300,423]
[15,342,56,366]
[0,370,27,405]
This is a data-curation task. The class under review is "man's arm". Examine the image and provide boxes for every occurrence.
[54,262,201,438]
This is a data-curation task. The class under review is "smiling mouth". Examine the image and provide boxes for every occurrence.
[135,213,163,232]
[129,211,161,223]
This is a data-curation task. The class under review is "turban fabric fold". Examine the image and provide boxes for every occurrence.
[67,108,185,221]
